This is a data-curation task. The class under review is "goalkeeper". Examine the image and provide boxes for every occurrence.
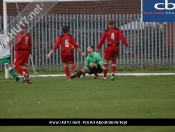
[71,45,103,79]
[0,31,19,81]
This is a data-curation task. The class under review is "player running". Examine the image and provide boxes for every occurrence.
[12,23,32,84]
[97,19,130,80]
[47,25,86,80]
[0,31,19,81]
[71,45,103,79]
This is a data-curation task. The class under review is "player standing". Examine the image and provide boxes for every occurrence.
[97,19,130,80]
[71,45,103,79]
[0,31,19,81]
[12,23,32,84]
[47,25,86,80]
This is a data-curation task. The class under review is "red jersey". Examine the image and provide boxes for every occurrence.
[15,30,32,54]
[98,26,129,49]
[53,33,79,52]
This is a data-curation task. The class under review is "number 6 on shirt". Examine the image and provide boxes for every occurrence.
[65,39,69,47]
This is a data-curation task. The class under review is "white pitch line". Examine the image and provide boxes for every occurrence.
[18,73,175,78]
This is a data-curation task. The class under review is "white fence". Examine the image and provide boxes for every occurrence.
[0,14,175,71]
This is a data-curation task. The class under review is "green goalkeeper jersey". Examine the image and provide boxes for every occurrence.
[85,52,103,68]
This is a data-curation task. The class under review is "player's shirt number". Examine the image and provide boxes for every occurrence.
[111,33,115,40]
[65,39,69,47]
[25,37,28,45]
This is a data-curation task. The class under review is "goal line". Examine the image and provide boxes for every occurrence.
[17,73,175,78]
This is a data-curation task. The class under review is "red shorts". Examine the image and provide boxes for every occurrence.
[61,52,74,64]
[14,51,30,66]
[104,46,119,60]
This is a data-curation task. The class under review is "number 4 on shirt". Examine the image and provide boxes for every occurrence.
[111,33,115,40]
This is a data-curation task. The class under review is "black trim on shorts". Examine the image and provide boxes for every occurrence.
[89,64,103,74]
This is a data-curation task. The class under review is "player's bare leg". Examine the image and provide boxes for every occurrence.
[111,59,116,81]
[80,67,89,79]
[63,63,71,81]
[102,60,108,80]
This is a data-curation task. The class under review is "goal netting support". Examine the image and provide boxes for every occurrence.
[3,0,95,79]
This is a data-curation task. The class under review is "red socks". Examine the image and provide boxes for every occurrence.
[23,68,29,75]
[103,63,108,77]
[111,61,117,73]
[71,65,77,71]
[23,68,31,82]
[14,65,27,76]
[64,66,71,78]
[103,61,116,77]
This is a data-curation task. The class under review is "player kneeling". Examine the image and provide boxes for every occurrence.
[71,45,103,79]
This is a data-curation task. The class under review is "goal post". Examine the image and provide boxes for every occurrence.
[3,0,97,79]
[3,0,175,79]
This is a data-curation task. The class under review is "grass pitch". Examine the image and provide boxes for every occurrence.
[0,72,175,132]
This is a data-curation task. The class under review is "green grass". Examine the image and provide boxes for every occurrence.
[14,66,175,75]
[0,74,175,132]
[33,68,175,74]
